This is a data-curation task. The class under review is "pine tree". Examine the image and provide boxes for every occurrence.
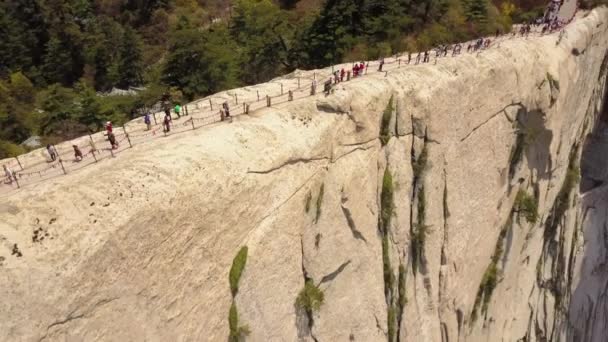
[117,27,143,89]
[162,25,238,100]
[231,0,291,84]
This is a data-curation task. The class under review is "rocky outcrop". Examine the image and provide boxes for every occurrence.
[1,8,608,342]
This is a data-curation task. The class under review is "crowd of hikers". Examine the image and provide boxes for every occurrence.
[1,0,575,188]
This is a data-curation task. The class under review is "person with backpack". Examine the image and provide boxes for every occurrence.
[3,165,13,183]
[222,102,231,118]
[73,145,83,161]
[144,113,152,131]
[108,132,119,149]
[46,144,58,162]
[163,114,171,133]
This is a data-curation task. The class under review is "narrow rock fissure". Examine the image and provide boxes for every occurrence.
[319,260,351,284]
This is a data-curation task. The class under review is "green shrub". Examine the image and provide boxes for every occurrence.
[545,157,580,240]
[471,215,512,323]
[228,302,250,342]
[382,235,395,295]
[296,279,324,313]
[305,191,312,213]
[380,169,394,234]
[0,140,26,159]
[315,184,324,223]
[380,97,393,146]
[514,190,538,224]
[387,306,397,342]
[229,246,248,296]
[398,264,407,308]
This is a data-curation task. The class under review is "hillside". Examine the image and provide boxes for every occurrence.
[1,6,608,342]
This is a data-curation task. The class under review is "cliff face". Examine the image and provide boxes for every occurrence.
[1,8,608,342]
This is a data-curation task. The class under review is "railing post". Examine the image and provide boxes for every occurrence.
[190,118,195,130]
[123,125,132,148]
[14,174,20,188]
[288,90,293,101]
[185,105,189,116]
[280,83,283,95]
[266,95,271,107]
[14,156,23,170]
[298,77,300,89]
[235,94,238,104]
[209,99,213,110]
[257,90,260,101]
[59,159,67,174]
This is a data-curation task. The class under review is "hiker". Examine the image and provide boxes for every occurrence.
[443,45,449,57]
[144,113,152,130]
[484,39,491,48]
[3,165,14,184]
[163,114,171,133]
[108,132,118,149]
[324,78,332,95]
[105,121,113,136]
[222,102,231,118]
[360,62,366,74]
[353,64,360,77]
[46,144,57,161]
[423,51,430,63]
[333,71,339,84]
[174,103,181,118]
[73,145,83,161]
[378,58,384,72]
[407,52,412,64]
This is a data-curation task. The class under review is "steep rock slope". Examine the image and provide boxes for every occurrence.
[1,8,608,342]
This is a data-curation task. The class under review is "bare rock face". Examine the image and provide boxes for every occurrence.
[1,8,608,342]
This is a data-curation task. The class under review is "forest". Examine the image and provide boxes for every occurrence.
[0,0,596,158]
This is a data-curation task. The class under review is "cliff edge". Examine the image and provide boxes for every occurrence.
[1,8,608,342]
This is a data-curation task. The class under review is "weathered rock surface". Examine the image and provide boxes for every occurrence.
[1,8,608,342]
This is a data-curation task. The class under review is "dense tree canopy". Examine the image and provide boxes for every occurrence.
[0,0,568,158]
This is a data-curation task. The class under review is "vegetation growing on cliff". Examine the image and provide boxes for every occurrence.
[544,149,580,241]
[380,97,394,146]
[228,246,250,341]
[296,279,324,312]
[230,246,249,296]
[471,215,513,322]
[229,302,250,342]
[379,168,400,341]
[514,189,539,224]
